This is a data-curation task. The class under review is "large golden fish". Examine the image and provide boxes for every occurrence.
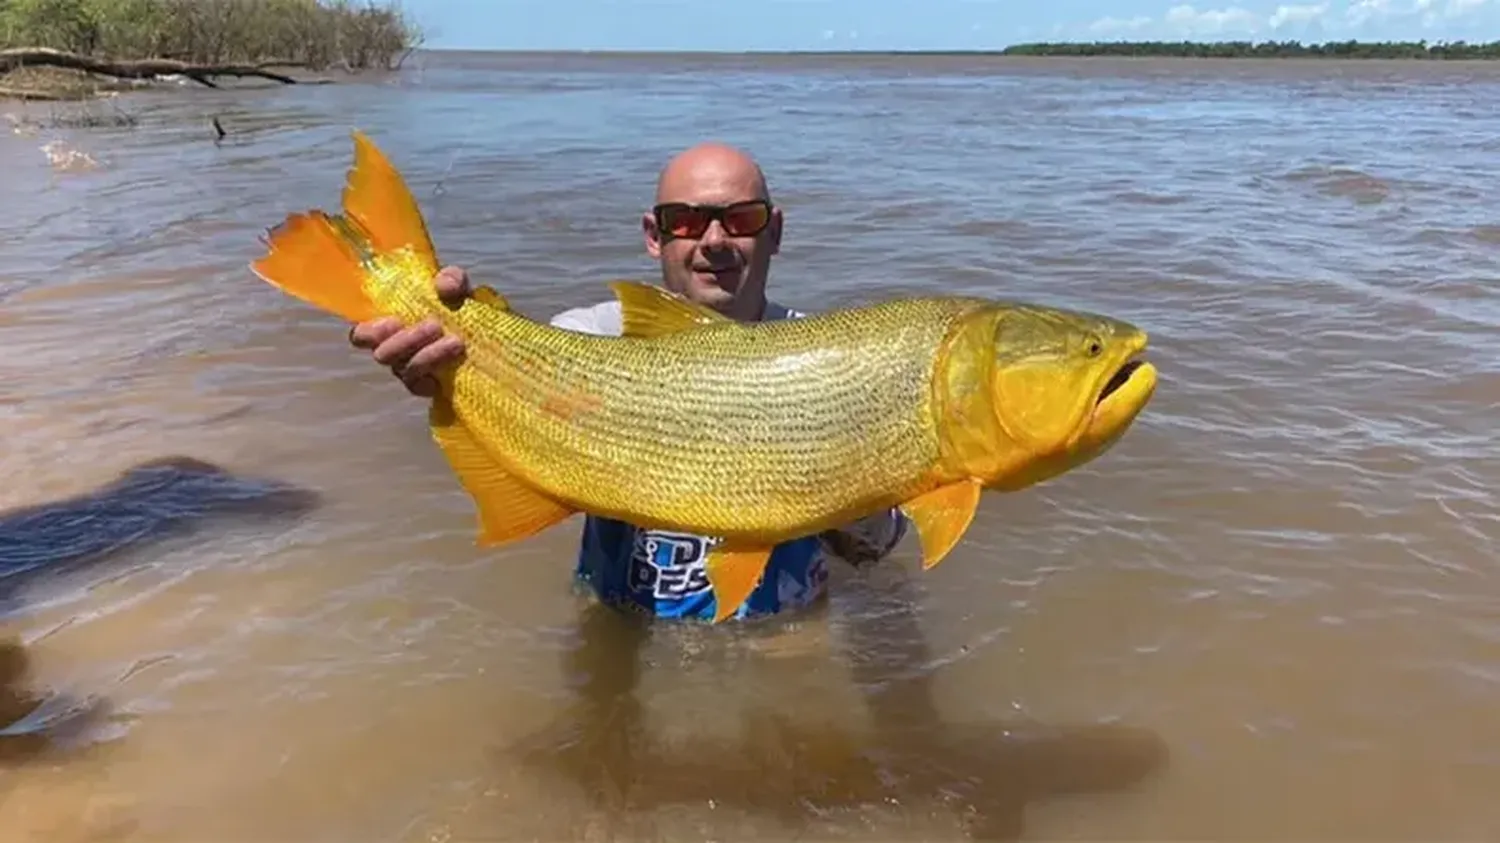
[250,131,1159,621]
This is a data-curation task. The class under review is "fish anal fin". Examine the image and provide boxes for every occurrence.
[249,210,380,324]
[898,479,982,570]
[608,280,734,338]
[704,543,775,623]
[428,400,575,545]
[342,129,440,279]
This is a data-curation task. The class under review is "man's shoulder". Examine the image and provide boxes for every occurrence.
[549,296,806,337]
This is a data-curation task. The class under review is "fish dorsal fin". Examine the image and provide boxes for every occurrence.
[608,280,734,338]
[341,129,440,278]
[470,284,511,311]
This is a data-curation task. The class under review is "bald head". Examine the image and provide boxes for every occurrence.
[654,141,771,206]
[641,140,783,322]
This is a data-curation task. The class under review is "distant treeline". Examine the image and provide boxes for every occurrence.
[1001,40,1500,60]
[0,0,422,69]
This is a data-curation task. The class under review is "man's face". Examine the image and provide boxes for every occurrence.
[643,154,782,322]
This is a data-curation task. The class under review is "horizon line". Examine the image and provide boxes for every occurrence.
[413,40,1500,55]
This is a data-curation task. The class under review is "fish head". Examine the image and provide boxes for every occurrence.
[934,302,1157,491]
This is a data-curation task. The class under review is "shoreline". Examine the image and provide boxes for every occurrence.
[412,41,1500,61]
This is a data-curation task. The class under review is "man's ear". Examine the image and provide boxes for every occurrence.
[767,207,783,255]
[643,211,663,259]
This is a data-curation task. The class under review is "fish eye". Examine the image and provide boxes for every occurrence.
[1085,337,1103,357]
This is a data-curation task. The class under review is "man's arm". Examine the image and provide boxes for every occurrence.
[818,509,909,568]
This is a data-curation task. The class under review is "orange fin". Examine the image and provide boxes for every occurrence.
[704,543,775,623]
[249,210,379,324]
[608,280,734,338]
[899,480,981,570]
[429,399,576,545]
[249,129,444,325]
[344,129,440,279]
[470,285,511,311]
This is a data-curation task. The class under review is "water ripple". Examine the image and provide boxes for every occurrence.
[0,51,1497,843]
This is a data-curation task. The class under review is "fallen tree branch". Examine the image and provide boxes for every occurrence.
[0,85,70,101]
[0,47,303,89]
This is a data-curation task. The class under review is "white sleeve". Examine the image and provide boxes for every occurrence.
[549,300,623,337]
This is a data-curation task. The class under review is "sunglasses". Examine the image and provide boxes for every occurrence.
[653,199,773,241]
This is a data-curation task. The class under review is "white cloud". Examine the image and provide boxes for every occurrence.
[1445,0,1488,16]
[1082,0,1494,40]
[1089,14,1152,33]
[1346,0,1392,25]
[1163,4,1263,35]
[1413,0,1489,28]
[1268,2,1331,28]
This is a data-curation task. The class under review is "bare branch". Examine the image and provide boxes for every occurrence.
[0,47,303,88]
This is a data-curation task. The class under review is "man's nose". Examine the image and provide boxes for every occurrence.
[699,219,729,247]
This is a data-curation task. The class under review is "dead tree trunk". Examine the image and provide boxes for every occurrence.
[0,47,303,89]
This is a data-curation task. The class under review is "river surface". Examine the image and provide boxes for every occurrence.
[2,50,1498,842]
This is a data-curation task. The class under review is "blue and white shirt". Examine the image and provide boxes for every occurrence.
[550,296,908,622]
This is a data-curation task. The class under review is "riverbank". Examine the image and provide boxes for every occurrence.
[999,39,1500,59]
[0,0,419,101]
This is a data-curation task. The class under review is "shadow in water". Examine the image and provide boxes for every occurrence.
[0,455,322,607]
[502,564,1169,840]
[0,635,108,767]
[0,456,321,766]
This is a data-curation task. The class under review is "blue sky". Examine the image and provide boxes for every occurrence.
[402,0,1500,51]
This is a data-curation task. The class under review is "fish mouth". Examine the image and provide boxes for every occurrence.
[1097,357,1148,406]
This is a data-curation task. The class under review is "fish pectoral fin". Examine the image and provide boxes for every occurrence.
[428,400,576,545]
[704,542,775,623]
[898,480,982,570]
[608,280,735,338]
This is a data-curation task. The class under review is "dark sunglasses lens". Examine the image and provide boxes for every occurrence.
[662,206,711,238]
[658,202,770,239]
[722,203,770,236]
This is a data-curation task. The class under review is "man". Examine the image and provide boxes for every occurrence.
[346,144,1170,831]
[349,141,909,623]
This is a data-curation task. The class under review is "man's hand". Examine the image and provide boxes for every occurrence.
[349,265,471,397]
[819,509,909,568]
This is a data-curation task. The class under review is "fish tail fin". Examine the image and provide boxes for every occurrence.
[250,210,380,324]
[249,129,441,324]
[341,129,440,276]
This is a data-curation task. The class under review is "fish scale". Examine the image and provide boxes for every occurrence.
[433,297,978,536]
[249,130,1158,622]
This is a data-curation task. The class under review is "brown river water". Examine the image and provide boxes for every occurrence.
[2,51,1498,841]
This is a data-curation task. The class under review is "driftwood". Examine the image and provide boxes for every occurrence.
[0,86,71,101]
[0,47,303,89]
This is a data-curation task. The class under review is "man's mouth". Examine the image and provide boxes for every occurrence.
[694,266,742,290]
